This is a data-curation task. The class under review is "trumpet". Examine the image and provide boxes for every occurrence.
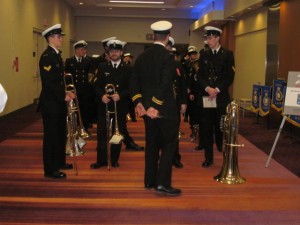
[64,73,87,175]
[214,100,245,184]
[105,84,124,170]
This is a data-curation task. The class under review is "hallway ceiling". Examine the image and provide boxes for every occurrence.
[63,0,210,19]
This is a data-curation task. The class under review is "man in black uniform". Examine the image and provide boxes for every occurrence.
[130,21,181,196]
[123,53,137,123]
[65,40,94,133]
[91,39,131,169]
[196,26,235,168]
[93,39,143,151]
[166,37,187,169]
[39,24,75,179]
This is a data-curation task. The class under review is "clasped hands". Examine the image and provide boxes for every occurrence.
[206,87,219,100]
[135,103,159,119]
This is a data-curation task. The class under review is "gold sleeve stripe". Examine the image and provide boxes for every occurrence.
[152,96,163,105]
[232,66,235,72]
[132,94,142,102]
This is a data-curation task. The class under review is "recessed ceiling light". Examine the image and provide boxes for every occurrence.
[161,8,165,10]
[109,7,113,9]
[79,2,83,5]
[109,0,164,4]
[190,5,194,8]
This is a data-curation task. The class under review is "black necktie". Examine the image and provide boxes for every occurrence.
[113,64,117,69]
[214,50,217,55]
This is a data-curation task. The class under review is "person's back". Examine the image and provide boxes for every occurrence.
[133,44,177,120]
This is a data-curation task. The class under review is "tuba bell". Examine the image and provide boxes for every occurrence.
[214,100,245,184]
[105,84,124,170]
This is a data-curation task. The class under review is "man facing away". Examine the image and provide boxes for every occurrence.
[130,21,181,196]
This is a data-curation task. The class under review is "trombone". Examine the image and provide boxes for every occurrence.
[105,84,124,170]
[64,73,88,175]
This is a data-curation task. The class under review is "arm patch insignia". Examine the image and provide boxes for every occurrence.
[43,65,51,71]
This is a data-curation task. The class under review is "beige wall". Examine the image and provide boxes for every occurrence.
[0,0,75,116]
[224,0,263,18]
[76,17,193,45]
[233,8,267,100]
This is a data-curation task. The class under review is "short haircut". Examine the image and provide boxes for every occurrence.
[154,33,168,42]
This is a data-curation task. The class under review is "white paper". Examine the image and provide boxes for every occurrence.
[203,96,217,108]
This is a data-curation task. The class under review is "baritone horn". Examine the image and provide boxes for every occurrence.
[105,84,124,170]
[214,100,245,184]
[64,73,87,175]
[65,73,90,139]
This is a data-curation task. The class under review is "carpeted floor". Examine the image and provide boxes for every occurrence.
[1,104,299,177]
[238,111,300,177]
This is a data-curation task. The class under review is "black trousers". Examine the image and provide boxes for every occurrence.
[201,106,226,161]
[42,112,66,174]
[96,112,127,165]
[77,89,94,129]
[143,116,178,187]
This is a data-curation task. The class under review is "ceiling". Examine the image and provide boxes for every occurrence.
[63,0,212,20]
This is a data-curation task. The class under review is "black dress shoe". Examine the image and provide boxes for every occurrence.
[111,162,120,168]
[195,145,204,151]
[59,163,73,170]
[202,160,213,168]
[90,162,107,169]
[144,184,156,190]
[155,185,181,196]
[173,161,183,169]
[44,171,66,179]
[125,142,144,151]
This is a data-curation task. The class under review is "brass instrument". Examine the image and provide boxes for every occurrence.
[64,73,87,175]
[214,100,245,184]
[105,84,124,170]
[65,73,90,139]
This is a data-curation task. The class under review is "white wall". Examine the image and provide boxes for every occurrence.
[75,17,193,45]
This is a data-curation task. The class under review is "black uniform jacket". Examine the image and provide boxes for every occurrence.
[94,61,131,115]
[130,44,178,120]
[196,47,235,108]
[39,46,66,114]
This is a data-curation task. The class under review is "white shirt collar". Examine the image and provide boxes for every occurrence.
[49,45,60,54]
[111,59,121,68]
[154,41,165,47]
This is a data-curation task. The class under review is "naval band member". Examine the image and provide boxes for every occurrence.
[130,20,181,196]
[196,26,235,168]
[91,39,131,169]
[39,24,75,179]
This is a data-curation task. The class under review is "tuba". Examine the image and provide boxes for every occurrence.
[214,100,246,184]
[105,84,124,170]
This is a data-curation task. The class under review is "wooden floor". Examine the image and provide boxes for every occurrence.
[0,113,299,225]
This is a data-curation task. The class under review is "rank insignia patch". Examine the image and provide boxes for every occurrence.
[43,65,51,71]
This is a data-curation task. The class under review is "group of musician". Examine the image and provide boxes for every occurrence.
[39,20,235,196]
